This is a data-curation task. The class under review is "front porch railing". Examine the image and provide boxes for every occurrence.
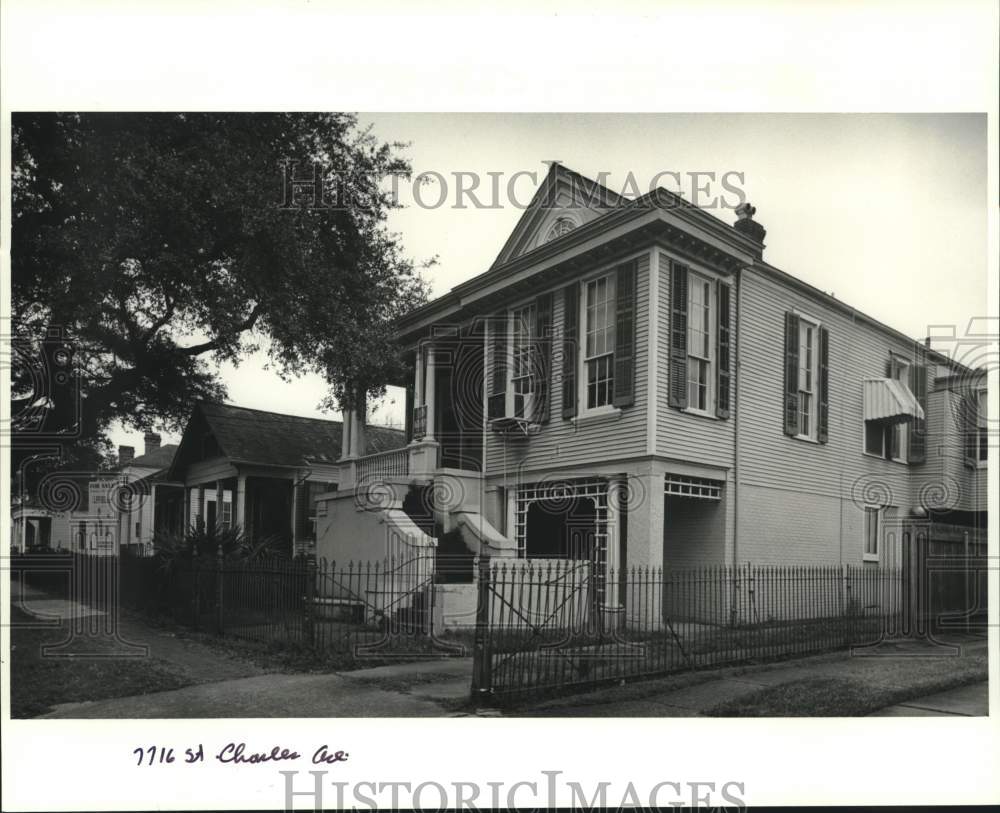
[356,446,410,481]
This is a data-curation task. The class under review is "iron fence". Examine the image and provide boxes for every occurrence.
[472,560,908,704]
[12,550,460,662]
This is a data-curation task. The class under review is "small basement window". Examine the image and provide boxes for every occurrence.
[664,475,722,500]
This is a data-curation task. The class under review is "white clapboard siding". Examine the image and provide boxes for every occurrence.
[654,249,736,469]
[483,251,650,477]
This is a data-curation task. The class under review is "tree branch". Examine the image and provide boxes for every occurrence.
[178,301,264,356]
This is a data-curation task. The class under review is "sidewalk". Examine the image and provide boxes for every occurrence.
[13,584,474,718]
[870,681,988,717]
[40,658,475,718]
[516,636,988,717]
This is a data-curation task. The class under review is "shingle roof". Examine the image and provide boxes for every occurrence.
[195,402,405,468]
[124,444,178,471]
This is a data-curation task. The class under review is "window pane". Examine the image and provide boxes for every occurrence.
[864,421,884,456]
[865,508,879,556]
[585,275,616,360]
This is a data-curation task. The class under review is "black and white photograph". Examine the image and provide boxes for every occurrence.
[2,1,998,811]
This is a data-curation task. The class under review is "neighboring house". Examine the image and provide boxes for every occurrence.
[315,162,988,585]
[166,401,406,556]
[10,434,180,556]
[114,433,183,556]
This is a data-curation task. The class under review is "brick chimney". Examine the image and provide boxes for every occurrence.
[144,432,162,455]
[119,445,135,466]
[734,202,766,244]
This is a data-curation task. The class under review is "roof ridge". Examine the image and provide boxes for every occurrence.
[195,399,405,431]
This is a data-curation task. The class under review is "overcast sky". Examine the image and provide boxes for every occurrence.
[110,113,987,454]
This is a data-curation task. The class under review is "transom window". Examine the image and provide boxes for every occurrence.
[797,319,819,439]
[511,304,536,419]
[687,273,714,412]
[584,274,616,409]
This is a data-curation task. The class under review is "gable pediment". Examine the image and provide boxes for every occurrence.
[491,164,622,269]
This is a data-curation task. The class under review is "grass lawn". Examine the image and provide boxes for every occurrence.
[704,669,987,717]
[9,605,193,718]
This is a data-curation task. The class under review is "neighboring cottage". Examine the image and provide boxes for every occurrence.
[10,433,179,555]
[167,401,406,556]
[315,163,988,585]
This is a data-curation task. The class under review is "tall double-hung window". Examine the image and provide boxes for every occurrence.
[584,274,616,410]
[797,318,818,439]
[687,273,715,413]
[511,303,536,418]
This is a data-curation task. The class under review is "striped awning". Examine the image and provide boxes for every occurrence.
[863,378,924,423]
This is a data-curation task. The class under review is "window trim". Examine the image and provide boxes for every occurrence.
[578,269,618,415]
[794,312,821,442]
[863,504,881,562]
[684,269,716,417]
[508,300,537,419]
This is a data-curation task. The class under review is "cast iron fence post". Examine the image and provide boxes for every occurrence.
[843,564,853,648]
[303,555,316,648]
[215,543,224,635]
[471,555,492,704]
[190,549,200,630]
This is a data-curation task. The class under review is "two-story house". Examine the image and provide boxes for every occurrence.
[314,163,987,601]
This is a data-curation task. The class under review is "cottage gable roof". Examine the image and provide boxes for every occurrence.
[169,402,406,478]
[124,444,178,472]
[489,162,624,269]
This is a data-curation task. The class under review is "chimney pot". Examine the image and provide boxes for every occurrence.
[119,445,135,466]
[144,432,162,455]
[733,201,767,244]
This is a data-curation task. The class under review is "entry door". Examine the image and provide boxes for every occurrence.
[436,338,484,471]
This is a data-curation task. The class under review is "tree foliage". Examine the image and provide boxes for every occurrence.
[11,113,429,459]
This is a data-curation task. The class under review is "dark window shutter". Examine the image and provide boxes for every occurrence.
[668,262,689,409]
[488,313,507,420]
[783,312,800,436]
[716,281,731,419]
[613,260,637,408]
[562,283,579,419]
[817,327,830,443]
[534,292,554,423]
[908,362,927,463]
[964,391,978,464]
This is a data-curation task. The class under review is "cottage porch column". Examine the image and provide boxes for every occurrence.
[340,410,352,460]
[215,479,225,532]
[424,342,436,442]
[414,344,424,410]
[349,400,366,459]
[235,474,248,535]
